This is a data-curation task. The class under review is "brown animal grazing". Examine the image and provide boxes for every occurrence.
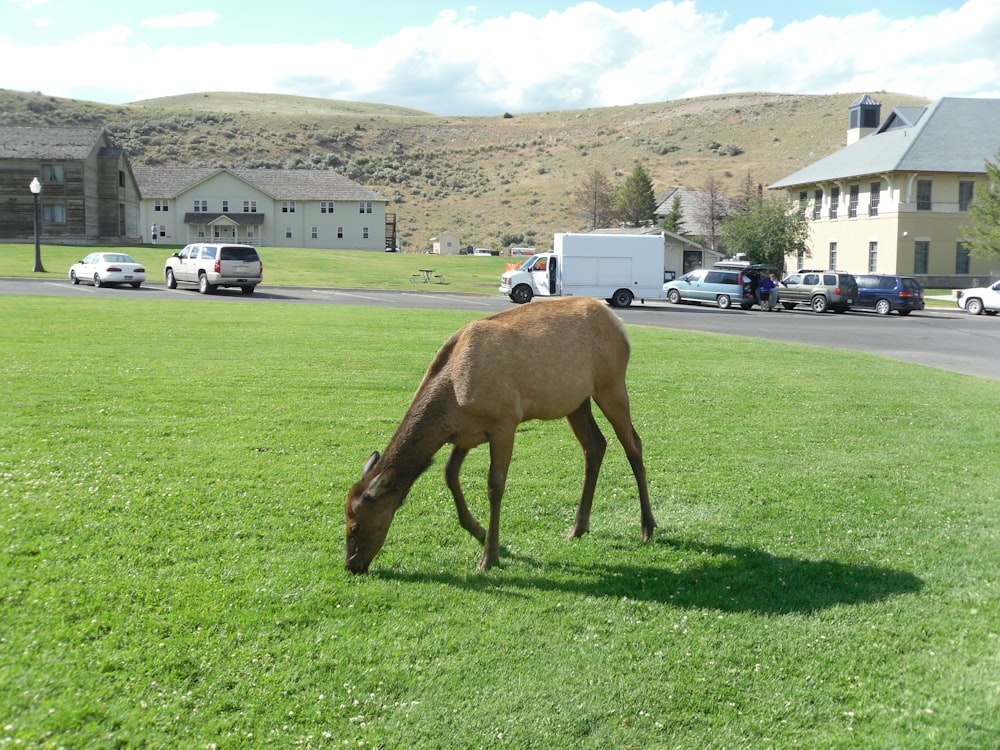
[344,296,656,573]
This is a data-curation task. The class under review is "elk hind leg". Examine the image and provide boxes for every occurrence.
[594,386,656,541]
[445,445,486,543]
[566,398,607,539]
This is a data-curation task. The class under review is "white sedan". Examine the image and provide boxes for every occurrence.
[69,253,146,289]
[956,280,1000,315]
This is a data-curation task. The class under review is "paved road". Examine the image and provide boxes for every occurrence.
[3,277,998,380]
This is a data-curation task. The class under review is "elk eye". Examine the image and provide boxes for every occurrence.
[350,524,360,536]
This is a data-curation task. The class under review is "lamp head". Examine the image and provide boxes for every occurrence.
[29,177,41,195]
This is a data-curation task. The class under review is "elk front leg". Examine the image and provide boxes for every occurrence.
[445,445,486,543]
[480,432,514,570]
[566,399,607,538]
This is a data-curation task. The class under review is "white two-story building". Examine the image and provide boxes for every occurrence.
[134,166,391,250]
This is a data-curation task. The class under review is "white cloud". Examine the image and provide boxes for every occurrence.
[3,1,999,114]
[140,10,219,30]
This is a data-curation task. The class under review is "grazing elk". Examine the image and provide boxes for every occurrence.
[344,296,656,573]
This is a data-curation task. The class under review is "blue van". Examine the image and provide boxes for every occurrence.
[663,266,756,309]
[854,274,925,316]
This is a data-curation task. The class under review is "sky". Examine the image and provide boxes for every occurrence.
[1,0,998,115]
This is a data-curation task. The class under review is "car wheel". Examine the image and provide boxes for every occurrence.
[131,282,142,289]
[611,289,633,308]
[717,294,731,309]
[899,310,912,316]
[70,270,79,285]
[875,299,892,315]
[667,289,682,304]
[782,302,796,310]
[511,284,533,304]
[241,285,255,295]
[811,295,828,313]
[165,268,177,289]
[966,298,984,315]
[94,274,103,288]
[985,310,998,316]
[198,273,215,294]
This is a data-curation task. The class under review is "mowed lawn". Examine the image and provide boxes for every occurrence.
[1,294,997,748]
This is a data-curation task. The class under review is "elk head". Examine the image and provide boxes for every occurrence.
[345,451,401,573]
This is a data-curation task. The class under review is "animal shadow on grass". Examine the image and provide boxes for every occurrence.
[379,538,923,615]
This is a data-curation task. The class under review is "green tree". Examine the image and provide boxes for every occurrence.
[661,194,684,234]
[961,149,1000,259]
[719,194,810,269]
[573,170,615,230]
[615,163,657,227]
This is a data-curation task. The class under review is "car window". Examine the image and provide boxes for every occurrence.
[704,271,726,284]
[200,247,218,260]
[784,274,801,285]
[840,274,857,286]
[180,247,194,259]
[220,246,260,262]
[902,278,920,291]
[823,274,836,285]
[803,274,819,285]
[857,276,876,289]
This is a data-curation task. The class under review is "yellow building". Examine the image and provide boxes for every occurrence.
[770,96,1000,285]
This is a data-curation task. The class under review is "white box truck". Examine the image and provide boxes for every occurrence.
[499,232,666,307]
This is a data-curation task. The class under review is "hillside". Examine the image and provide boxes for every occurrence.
[0,88,928,250]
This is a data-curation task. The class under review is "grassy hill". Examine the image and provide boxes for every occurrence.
[1,88,928,250]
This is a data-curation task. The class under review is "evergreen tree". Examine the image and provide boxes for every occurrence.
[962,149,1000,260]
[661,193,684,234]
[615,164,657,227]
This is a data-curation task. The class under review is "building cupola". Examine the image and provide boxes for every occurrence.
[847,94,881,145]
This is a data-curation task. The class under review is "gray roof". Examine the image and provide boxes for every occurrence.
[0,126,107,159]
[770,97,1000,189]
[133,165,387,202]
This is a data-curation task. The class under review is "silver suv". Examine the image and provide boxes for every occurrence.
[165,242,263,295]
[776,269,858,313]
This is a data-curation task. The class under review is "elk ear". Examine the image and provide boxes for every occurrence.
[366,467,395,499]
[361,451,380,479]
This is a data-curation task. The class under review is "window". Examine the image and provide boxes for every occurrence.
[796,247,805,269]
[848,185,859,218]
[311,226,318,239]
[829,242,837,270]
[914,240,929,275]
[869,182,880,217]
[285,225,292,239]
[222,200,229,212]
[916,180,932,211]
[959,181,975,211]
[42,204,66,223]
[194,200,208,212]
[337,226,344,239]
[812,189,822,220]
[956,242,971,274]
[363,227,369,239]
[40,164,65,182]
[119,171,125,188]
[359,201,373,214]
[829,187,839,219]
[798,191,807,213]
[282,201,296,213]
[868,241,878,272]
[154,200,169,212]
[243,200,257,213]
[321,201,335,214]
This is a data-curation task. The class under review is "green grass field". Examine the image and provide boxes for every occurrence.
[1,289,996,748]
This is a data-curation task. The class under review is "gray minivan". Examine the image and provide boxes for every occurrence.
[663,267,755,309]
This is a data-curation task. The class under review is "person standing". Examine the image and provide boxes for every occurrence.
[759,272,779,311]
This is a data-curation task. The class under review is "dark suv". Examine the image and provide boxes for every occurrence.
[776,270,858,313]
[854,274,925,316]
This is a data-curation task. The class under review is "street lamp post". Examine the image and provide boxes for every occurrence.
[29,177,45,273]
